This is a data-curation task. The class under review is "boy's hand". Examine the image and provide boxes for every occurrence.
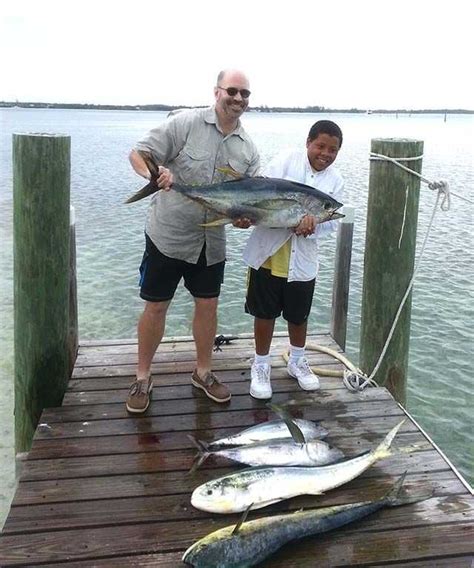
[294,215,317,237]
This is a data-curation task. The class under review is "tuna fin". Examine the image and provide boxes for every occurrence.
[187,435,211,475]
[232,503,253,535]
[384,472,433,507]
[217,166,244,179]
[266,403,306,444]
[199,218,232,227]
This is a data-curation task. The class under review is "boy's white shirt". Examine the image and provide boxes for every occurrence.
[242,148,344,282]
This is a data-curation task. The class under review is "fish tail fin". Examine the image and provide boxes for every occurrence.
[373,419,406,461]
[199,218,232,227]
[125,181,158,204]
[186,435,210,475]
[384,472,434,507]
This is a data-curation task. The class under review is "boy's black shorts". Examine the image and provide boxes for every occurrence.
[245,267,315,325]
[139,234,225,302]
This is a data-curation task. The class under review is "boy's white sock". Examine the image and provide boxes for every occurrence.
[289,345,305,364]
[254,353,271,366]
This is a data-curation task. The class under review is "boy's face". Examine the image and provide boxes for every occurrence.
[306,133,341,171]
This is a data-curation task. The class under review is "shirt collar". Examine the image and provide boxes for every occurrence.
[205,106,245,139]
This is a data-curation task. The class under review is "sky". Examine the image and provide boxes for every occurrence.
[1,0,473,110]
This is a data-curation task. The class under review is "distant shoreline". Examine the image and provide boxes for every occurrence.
[1,101,472,114]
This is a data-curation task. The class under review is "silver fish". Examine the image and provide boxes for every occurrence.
[207,419,328,449]
[183,473,428,568]
[189,436,344,470]
[172,176,344,228]
[126,159,343,228]
[191,420,405,514]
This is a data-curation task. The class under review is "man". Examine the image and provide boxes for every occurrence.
[126,69,260,413]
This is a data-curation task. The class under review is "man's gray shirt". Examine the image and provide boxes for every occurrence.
[135,106,260,265]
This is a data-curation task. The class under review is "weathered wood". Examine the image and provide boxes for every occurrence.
[13,133,71,452]
[0,518,471,567]
[32,405,408,441]
[360,138,424,405]
[71,351,343,378]
[1,335,471,567]
[43,387,393,423]
[62,369,349,403]
[25,429,431,461]
[68,207,78,375]
[33,556,474,568]
[17,437,433,481]
[4,478,469,534]
[331,206,354,349]
[11,449,451,507]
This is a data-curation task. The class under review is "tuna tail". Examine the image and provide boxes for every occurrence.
[373,419,406,461]
[125,180,159,203]
[125,151,162,204]
[383,472,434,507]
[187,435,211,475]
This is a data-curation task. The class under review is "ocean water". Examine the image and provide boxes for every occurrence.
[0,109,473,527]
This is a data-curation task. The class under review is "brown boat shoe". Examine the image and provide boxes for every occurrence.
[126,376,153,413]
[191,369,231,403]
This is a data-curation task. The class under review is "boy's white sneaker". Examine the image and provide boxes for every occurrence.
[250,363,272,400]
[287,357,320,390]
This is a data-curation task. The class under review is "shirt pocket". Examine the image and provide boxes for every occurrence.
[228,156,251,176]
[173,145,212,184]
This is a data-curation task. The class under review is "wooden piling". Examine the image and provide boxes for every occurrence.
[13,133,71,452]
[331,206,354,350]
[359,138,423,404]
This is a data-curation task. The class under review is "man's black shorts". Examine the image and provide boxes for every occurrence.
[139,234,225,302]
[245,267,315,325]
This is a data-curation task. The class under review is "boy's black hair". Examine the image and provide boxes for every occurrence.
[307,120,343,147]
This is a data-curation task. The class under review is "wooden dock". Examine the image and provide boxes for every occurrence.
[1,332,473,567]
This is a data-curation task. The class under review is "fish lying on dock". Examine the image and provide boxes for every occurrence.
[183,473,428,568]
[191,420,405,514]
[188,435,344,471]
[125,157,343,228]
[205,418,329,449]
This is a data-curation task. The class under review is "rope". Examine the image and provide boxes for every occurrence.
[279,152,469,392]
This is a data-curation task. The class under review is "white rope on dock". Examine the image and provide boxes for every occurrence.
[348,152,461,390]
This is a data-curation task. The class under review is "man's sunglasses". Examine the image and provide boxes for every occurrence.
[217,86,251,99]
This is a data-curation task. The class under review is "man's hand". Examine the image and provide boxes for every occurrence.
[232,217,252,229]
[293,215,317,237]
[156,166,174,191]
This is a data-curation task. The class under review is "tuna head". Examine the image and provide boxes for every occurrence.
[292,182,344,224]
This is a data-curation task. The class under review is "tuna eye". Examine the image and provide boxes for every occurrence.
[324,201,332,210]
[207,490,213,495]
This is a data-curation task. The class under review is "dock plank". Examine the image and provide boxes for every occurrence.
[1,332,472,567]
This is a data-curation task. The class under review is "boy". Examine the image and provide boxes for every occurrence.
[243,120,344,399]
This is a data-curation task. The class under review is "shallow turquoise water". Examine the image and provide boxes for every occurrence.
[1,109,473,527]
